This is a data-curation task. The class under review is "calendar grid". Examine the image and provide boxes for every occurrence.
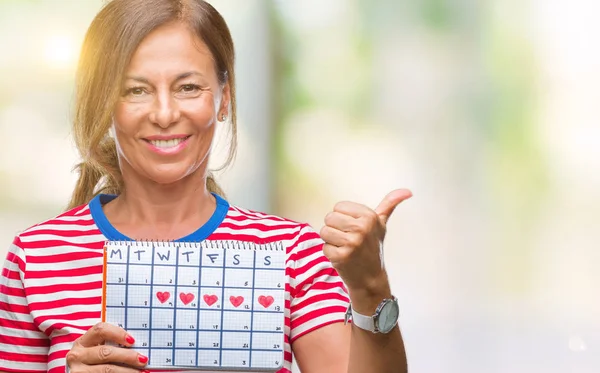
[106,305,280,313]
[110,262,280,270]
[148,243,156,364]
[124,245,130,330]
[104,240,286,370]
[171,243,180,365]
[249,250,257,367]
[194,241,203,366]
[218,247,226,366]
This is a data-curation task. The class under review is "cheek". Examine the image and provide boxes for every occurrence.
[112,104,143,159]
[113,102,146,133]
[182,94,217,128]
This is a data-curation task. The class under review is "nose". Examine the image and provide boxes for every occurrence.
[149,92,181,128]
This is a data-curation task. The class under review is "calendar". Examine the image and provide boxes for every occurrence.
[101,240,286,372]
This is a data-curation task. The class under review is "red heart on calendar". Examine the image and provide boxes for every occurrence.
[229,296,244,308]
[156,291,170,304]
[203,294,218,306]
[179,292,195,305]
[258,295,274,308]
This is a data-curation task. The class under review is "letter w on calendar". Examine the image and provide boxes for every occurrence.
[102,240,286,372]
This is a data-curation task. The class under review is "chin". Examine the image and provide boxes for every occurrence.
[144,165,198,186]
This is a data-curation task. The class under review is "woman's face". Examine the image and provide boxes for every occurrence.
[113,22,229,186]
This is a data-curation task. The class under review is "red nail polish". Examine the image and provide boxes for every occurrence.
[138,355,149,364]
[126,335,135,344]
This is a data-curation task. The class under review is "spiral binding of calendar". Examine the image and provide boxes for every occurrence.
[105,239,284,251]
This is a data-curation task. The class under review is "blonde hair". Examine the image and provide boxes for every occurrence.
[67,0,237,209]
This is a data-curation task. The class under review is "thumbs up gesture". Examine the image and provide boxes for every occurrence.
[320,189,412,307]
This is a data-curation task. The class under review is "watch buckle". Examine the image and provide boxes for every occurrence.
[344,302,352,325]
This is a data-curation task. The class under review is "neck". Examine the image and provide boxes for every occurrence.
[103,166,218,240]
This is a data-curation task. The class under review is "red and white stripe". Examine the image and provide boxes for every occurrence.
[0,203,349,373]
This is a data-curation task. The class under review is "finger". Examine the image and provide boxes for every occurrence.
[77,323,134,348]
[320,225,359,248]
[76,344,148,367]
[324,211,360,232]
[69,363,144,373]
[322,242,353,265]
[333,201,373,219]
[374,189,412,225]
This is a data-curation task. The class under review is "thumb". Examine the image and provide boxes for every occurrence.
[374,188,413,225]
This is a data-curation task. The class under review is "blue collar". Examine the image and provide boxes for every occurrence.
[89,193,229,242]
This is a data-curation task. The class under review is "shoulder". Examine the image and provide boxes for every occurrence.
[223,204,323,253]
[14,202,99,248]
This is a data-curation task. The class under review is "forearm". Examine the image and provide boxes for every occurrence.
[347,281,408,373]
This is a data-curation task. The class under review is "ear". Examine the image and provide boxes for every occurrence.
[218,82,231,121]
[105,122,115,140]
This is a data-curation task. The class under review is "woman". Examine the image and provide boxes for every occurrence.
[0,1,410,372]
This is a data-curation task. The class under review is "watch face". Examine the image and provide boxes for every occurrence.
[377,299,399,333]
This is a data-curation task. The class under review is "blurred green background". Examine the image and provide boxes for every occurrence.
[1,0,599,372]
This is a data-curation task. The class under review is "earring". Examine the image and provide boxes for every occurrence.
[221,113,227,121]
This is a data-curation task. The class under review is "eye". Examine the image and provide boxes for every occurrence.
[124,87,147,97]
[180,84,201,93]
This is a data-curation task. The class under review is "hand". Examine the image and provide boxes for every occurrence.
[320,189,412,310]
[66,322,148,373]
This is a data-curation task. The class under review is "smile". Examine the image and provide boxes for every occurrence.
[148,137,189,149]
[143,135,191,155]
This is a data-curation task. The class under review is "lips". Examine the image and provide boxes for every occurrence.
[142,135,191,154]
[146,136,190,149]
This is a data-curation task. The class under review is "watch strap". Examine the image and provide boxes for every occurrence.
[350,306,377,332]
[344,296,399,333]
[344,302,378,332]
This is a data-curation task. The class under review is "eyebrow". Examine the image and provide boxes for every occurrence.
[124,71,204,84]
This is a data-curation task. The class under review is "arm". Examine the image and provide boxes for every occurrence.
[345,279,407,373]
[294,189,411,373]
[0,237,50,373]
[293,281,407,373]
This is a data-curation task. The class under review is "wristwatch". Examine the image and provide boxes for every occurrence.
[344,296,400,334]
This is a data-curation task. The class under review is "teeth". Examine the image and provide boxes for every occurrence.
[149,138,185,148]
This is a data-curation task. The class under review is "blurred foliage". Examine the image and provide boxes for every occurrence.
[420,0,453,30]
[482,5,550,296]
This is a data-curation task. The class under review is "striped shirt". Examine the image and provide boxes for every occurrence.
[0,194,349,373]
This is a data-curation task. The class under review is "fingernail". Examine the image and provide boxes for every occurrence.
[138,354,149,364]
[126,334,135,344]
